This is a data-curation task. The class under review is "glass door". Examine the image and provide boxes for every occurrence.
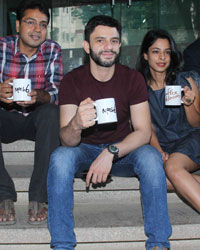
[112,0,153,69]
[111,0,200,69]
[49,0,200,73]
[49,1,113,74]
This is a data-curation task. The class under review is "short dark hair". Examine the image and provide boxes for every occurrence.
[16,0,50,24]
[84,15,121,43]
[136,29,182,85]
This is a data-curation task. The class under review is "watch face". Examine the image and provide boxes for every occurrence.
[109,145,119,153]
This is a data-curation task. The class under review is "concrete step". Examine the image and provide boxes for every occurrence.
[0,192,200,249]
[6,164,141,193]
[2,141,34,166]
[13,176,140,194]
[2,141,200,249]
[2,140,34,151]
[1,241,200,250]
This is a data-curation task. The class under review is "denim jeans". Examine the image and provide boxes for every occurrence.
[47,143,172,250]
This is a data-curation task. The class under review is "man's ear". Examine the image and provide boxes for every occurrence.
[144,53,148,61]
[16,20,20,33]
[82,40,90,54]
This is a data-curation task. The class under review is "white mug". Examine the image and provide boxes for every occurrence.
[94,98,117,124]
[8,79,32,102]
[165,85,184,106]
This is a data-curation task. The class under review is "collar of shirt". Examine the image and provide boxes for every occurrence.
[14,35,45,59]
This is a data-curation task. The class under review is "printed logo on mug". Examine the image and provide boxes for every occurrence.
[8,78,32,102]
[165,85,184,106]
[94,98,117,124]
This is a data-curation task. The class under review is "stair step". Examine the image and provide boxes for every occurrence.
[2,140,34,151]
[0,195,199,247]
[6,164,141,192]
[2,142,200,249]
[12,176,140,193]
[2,141,34,166]
[1,240,200,250]
[3,153,34,166]
[7,165,33,179]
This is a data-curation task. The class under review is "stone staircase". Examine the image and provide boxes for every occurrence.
[1,140,200,250]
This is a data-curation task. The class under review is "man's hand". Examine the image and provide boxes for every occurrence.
[16,89,50,107]
[86,149,114,189]
[0,77,15,104]
[73,97,97,130]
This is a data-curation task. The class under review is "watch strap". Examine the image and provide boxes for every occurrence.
[107,144,119,161]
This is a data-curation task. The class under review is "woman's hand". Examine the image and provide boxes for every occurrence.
[160,151,169,163]
[182,86,195,106]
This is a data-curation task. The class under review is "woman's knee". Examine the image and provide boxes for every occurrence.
[165,162,182,182]
[164,162,174,175]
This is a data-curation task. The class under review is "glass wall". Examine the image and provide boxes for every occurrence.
[5,0,200,74]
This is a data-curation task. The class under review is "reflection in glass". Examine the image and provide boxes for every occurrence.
[6,0,200,73]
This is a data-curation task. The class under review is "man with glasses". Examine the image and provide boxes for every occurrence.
[0,0,62,224]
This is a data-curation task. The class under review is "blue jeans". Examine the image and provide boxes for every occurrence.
[47,143,172,250]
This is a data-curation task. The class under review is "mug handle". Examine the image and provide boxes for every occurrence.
[7,82,13,100]
[93,102,98,122]
[181,87,184,104]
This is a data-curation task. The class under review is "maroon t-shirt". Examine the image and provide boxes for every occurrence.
[59,64,148,144]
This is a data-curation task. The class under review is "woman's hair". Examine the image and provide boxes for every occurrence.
[136,29,182,85]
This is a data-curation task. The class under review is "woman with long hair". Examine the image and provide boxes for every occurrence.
[137,29,200,212]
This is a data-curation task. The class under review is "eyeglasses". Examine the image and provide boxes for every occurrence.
[21,19,48,30]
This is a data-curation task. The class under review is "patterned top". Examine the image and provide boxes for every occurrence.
[0,35,63,106]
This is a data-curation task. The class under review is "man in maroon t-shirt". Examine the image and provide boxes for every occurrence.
[47,15,171,250]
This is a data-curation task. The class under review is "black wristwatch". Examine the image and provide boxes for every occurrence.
[107,144,119,161]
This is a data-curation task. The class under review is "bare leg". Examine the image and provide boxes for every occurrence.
[164,153,200,212]
[166,171,200,192]
[166,178,175,191]
[192,174,200,184]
